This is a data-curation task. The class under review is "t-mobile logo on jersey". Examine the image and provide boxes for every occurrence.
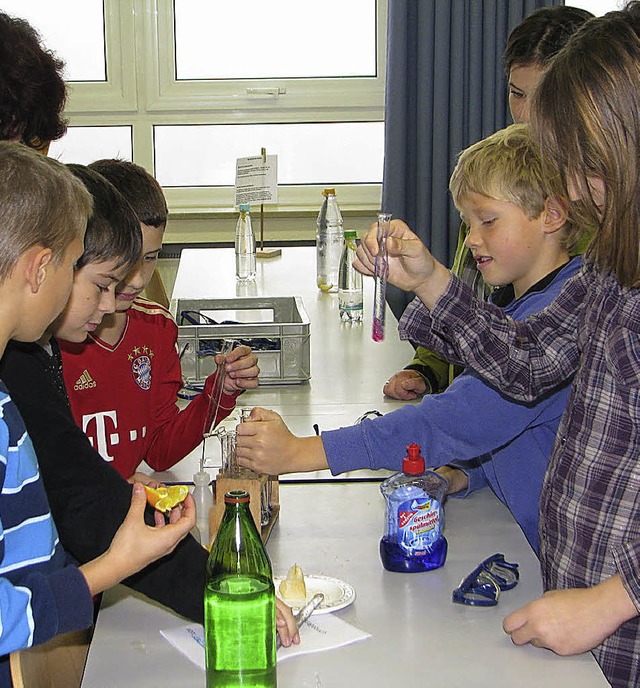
[82,411,146,461]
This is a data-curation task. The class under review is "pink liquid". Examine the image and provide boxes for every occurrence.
[372,317,385,342]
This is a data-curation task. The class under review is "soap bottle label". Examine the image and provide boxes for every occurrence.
[397,496,442,554]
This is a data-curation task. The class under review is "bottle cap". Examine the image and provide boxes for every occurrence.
[322,188,336,197]
[193,471,212,487]
[239,203,251,212]
[344,230,358,239]
[224,489,250,504]
[402,443,425,475]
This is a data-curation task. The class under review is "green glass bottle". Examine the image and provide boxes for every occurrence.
[204,490,277,687]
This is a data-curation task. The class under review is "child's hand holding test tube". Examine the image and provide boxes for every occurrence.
[354,217,449,308]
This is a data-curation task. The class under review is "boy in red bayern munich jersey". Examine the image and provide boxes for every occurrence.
[59,159,260,480]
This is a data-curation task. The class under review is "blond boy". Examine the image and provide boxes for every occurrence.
[235,124,581,554]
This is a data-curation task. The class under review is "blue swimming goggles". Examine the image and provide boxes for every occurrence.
[452,553,519,607]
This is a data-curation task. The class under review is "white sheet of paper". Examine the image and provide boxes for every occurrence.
[160,614,371,671]
[235,154,278,206]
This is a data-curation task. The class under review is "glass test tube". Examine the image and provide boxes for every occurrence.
[217,428,239,477]
[202,338,235,437]
[372,213,392,342]
[200,339,235,470]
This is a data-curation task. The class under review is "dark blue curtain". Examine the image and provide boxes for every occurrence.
[382,0,561,319]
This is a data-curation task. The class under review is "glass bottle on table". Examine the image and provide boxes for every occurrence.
[235,203,256,281]
[316,187,344,292]
[204,490,276,688]
[338,230,363,322]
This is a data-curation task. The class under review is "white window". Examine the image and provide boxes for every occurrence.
[0,0,106,81]
[0,0,136,113]
[5,0,386,215]
[174,0,376,81]
[568,1,626,15]
[155,122,384,187]
[49,126,133,164]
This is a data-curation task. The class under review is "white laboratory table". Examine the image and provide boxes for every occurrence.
[80,482,607,687]
[144,246,417,483]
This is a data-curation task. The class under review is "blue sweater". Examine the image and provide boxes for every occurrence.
[323,257,582,554]
[0,381,93,686]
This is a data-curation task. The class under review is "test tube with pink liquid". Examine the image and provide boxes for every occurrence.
[372,213,392,342]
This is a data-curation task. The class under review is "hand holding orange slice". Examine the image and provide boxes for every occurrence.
[144,484,189,513]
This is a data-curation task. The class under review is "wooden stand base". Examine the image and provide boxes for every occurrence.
[256,248,281,258]
[210,469,280,545]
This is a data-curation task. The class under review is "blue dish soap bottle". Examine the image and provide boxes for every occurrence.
[379,443,448,573]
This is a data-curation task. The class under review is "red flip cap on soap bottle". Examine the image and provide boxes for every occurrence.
[402,443,425,475]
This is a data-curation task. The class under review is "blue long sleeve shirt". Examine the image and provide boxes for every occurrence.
[0,382,93,686]
[322,257,582,553]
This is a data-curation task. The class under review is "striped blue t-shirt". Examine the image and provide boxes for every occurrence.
[0,382,93,686]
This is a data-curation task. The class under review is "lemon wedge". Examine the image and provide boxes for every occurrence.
[279,563,307,602]
[144,484,189,513]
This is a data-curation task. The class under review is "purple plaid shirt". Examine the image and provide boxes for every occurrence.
[399,261,640,686]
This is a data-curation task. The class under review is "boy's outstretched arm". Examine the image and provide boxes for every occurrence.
[143,326,255,471]
[503,575,638,655]
[235,407,328,475]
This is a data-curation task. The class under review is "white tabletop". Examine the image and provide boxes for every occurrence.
[143,246,416,483]
[86,249,606,685]
[81,482,607,687]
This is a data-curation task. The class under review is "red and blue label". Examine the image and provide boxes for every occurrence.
[397,497,442,555]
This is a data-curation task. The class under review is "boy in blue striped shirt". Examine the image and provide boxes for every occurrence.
[0,142,196,686]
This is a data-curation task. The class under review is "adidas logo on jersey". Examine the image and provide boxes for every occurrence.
[74,369,97,391]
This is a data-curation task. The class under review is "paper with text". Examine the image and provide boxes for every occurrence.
[235,154,278,206]
[160,613,371,670]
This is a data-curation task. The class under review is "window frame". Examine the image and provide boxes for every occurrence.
[144,0,386,116]
[64,0,138,112]
[62,0,387,215]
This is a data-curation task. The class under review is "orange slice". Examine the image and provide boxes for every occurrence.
[144,484,189,513]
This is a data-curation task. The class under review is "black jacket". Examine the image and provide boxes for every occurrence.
[0,340,206,622]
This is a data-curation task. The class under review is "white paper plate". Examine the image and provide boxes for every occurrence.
[274,574,356,614]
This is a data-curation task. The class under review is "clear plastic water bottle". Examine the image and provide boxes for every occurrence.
[316,188,344,292]
[192,470,215,547]
[338,230,363,322]
[379,443,448,573]
[235,203,256,281]
[205,490,276,687]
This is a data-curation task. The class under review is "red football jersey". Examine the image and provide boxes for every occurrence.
[59,298,237,479]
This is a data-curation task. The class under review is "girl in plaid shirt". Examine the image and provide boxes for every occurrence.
[355,4,640,685]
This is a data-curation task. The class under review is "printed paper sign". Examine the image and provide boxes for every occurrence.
[235,155,278,206]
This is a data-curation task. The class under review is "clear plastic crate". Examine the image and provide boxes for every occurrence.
[176,296,310,386]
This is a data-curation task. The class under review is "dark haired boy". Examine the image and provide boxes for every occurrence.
[59,159,259,481]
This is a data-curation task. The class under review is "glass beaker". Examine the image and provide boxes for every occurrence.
[216,426,272,526]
